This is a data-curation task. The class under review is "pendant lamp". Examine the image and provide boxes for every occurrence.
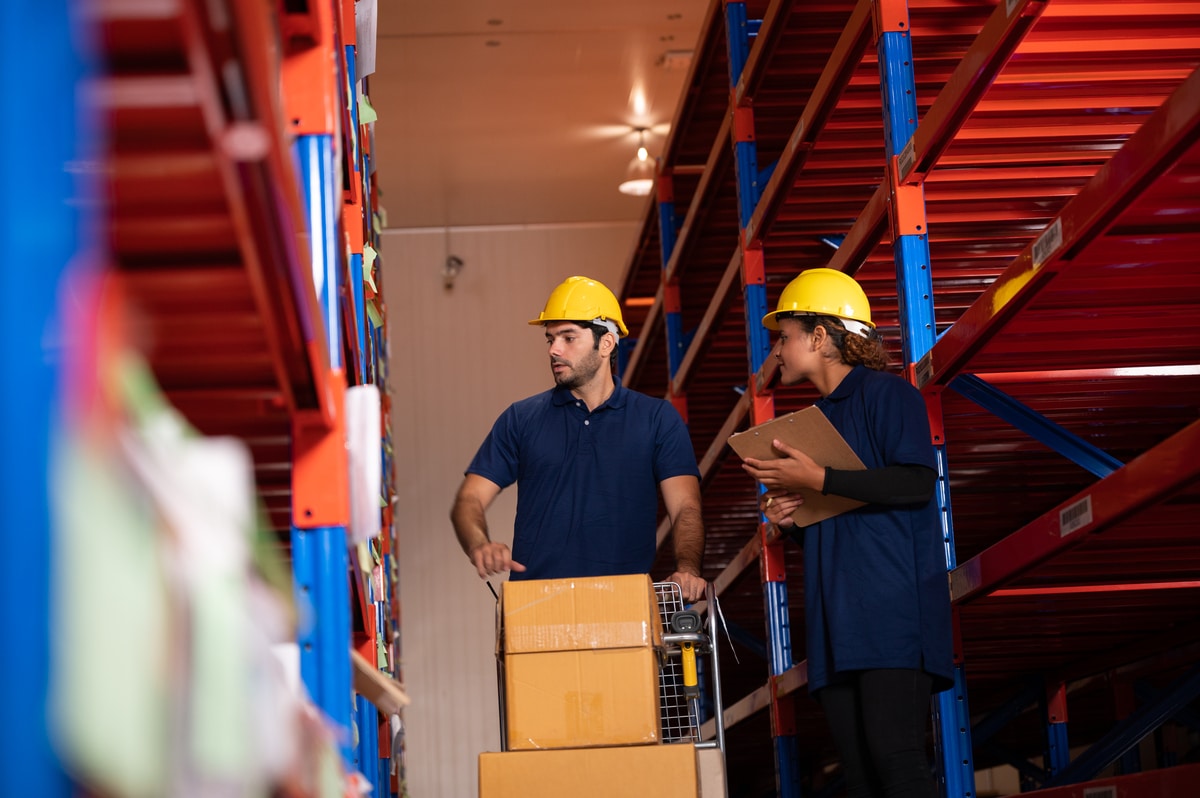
[617,129,655,196]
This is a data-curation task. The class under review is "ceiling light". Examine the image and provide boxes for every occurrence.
[618,129,655,197]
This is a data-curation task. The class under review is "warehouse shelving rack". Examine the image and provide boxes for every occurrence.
[622,0,1200,795]
[4,0,401,795]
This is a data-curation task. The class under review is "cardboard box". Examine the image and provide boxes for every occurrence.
[479,743,698,797]
[505,647,660,749]
[501,574,661,654]
[696,745,728,797]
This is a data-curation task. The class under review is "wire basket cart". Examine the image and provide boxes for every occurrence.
[654,581,726,755]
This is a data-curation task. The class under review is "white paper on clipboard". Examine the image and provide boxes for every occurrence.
[727,406,866,526]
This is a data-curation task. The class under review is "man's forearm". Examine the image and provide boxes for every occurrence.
[671,505,705,574]
[450,494,489,556]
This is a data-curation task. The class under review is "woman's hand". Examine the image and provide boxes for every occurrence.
[741,438,825,492]
[757,489,804,528]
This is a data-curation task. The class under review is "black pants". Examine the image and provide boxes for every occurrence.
[816,668,936,798]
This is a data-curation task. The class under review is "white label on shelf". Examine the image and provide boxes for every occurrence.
[1032,217,1063,269]
[346,384,383,546]
[898,138,917,181]
[1006,0,1021,17]
[1059,495,1093,537]
[914,351,934,389]
[1082,787,1116,798]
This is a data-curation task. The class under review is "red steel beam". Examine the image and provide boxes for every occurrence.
[228,0,336,418]
[991,581,1200,597]
[733,0,797,106]
[628,112,733,386]
[1018,763,1200,798]
[175,0,323,417]
[673,249,743,396]
[743,0,873,247]
[618,281,664,386]
[655,391,751,551]
[899,0,1048,184]
[697,660,808,740]
[698,390,751,484]
[950,419,1200,604]
[664,112,734,284]
[825,182,889,279]
[918,64,1200,390]
[656,0,726,168]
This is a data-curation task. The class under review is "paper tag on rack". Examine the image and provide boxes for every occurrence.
[346,385,382,546]
[1059,495,1093,537]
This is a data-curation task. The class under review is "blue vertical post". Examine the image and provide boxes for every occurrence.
[345,45,370,385]
[726,2,801,795]
[292,524,352,746]
[296,135,343,372]
[657,173,687,380]
[355,695,380,792]
[875,4,975,796]
[345,46,361,175]
[350,252,368,381]
[293,134,353,764]
[1044,712,1070,777]
[725,4,772,374]
[0,3,82,795]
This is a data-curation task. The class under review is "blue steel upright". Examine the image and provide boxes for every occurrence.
[875,11,976,797]
[0,2,82,795]
[292,134,354,764]
[725,2,801,795]
[351,252,368,382]
[296,134,343,372]
[355,694,380,792]
[657,171,687,379]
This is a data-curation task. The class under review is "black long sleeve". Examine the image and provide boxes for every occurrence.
[821,464,937,506]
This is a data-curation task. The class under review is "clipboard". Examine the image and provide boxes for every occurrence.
[727,406,866,527]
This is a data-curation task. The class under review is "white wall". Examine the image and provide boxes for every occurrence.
[380,221,638,797]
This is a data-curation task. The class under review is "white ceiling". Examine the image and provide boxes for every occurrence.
[371,0,709,229]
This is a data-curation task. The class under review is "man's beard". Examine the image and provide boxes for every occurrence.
[552,348,602,390]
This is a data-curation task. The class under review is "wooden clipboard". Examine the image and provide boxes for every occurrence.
[727,406,866,527]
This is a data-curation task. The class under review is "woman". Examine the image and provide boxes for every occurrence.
[741,268,954,798]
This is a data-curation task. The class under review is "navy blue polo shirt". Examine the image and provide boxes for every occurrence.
[466,378,700,581]
[804,365,954,693]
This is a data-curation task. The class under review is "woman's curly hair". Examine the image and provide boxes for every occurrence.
[786,313,889,371]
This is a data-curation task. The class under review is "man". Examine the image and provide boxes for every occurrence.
[450,275,706,601]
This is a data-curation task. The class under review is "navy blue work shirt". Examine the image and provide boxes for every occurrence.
[466,378,700,581]
[805,365,955,693]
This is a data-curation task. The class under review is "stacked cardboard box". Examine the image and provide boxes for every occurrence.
[479,743,698,797]
[501,574,662,749]
[480,574,705,797]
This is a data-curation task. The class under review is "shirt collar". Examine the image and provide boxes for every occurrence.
[550,376,627,410]
[823,364,868,403]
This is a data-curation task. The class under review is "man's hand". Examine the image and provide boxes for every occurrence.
[468,541,526,579]
[667,569,707,603]
[741,438,824,492]
[759,489,804,529]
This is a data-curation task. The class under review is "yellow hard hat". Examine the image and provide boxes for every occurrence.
[529,275,629,337]
[761,268,875,332]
